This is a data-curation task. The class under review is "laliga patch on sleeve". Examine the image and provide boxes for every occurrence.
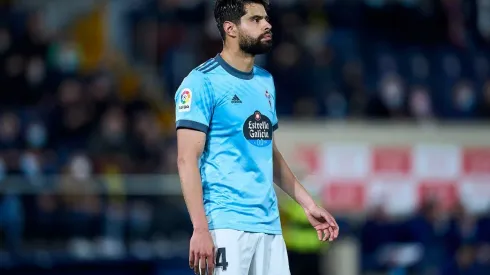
[178,88,192,112]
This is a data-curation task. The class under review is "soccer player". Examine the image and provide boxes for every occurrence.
[175,1,339,274]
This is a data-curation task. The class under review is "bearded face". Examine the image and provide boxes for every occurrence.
[237,27,273,55]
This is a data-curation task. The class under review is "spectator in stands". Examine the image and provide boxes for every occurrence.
[477,80,490,118]
[2,52,26,107]
[360,204,396,273]
[49,78,94,151]
[476,209,490,245]
[128,200,152,242]
[59,154,102,250]
[476,243,490,272]
[406,199,448,273]
[24,55,48,105]
[88,72,118,120]
[0,112,24,254]
[444,203,479,260]
[441,245,483,275]
[47,34,80,75]
[366,73,407,118]
[0,112,22,150]
[130,110,164,173]
[450,80,477,119]
[341,61,367,117]
[19,11,48,59]
[89,105,131,158]
[160,140,177,174]
[408,85,433,120]
[32,189,59,242]
[0,26,10,57]
[0,157,23,255]
[268,41,309,116]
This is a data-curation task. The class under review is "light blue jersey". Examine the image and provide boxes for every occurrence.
[175,54,281,234]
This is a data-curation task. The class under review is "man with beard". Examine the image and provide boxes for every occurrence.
[174,1,339,274]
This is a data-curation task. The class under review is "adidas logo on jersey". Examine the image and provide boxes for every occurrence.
[231,94,242,104]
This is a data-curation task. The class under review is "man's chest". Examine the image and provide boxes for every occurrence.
[211,87,275,147]
[215,86,274,123]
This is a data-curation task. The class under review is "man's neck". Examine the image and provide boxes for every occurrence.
[220,48,255,73]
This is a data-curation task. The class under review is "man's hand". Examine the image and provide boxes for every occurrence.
[304,205,339,242]
[189,229,215,275]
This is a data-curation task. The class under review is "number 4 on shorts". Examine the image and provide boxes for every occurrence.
[215,247,228,271]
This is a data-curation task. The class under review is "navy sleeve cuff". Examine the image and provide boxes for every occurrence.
[273,123,279,131]
[176,120,209,133]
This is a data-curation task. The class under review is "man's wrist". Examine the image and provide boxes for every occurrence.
[192,217,209,232]
[299,197,317,212]
[293,181,317,211]
[193,218,209,231]
[193,226,209,233]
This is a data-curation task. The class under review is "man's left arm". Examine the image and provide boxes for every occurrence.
[272,138,339,241]
[272,141,316,210]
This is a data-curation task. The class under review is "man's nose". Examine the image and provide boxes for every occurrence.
[263,21,272,31]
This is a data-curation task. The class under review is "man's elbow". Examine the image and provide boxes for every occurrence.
[177,153,198,170]
[177,155,189,169]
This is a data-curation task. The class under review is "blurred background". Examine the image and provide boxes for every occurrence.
[0,0,489,274]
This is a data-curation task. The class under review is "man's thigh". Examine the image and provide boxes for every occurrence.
[210,229,257,275]
[249,234,291,275]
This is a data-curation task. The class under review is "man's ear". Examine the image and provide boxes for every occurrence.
[223,21,238,38]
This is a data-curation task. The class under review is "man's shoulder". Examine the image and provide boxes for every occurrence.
[182,62,220,85]
[194,57,220,73]
[185,58,228,85]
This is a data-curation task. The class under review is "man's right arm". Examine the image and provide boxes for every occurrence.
[177,129,215,275]
[176,128,208,231]
[175,71,215,274]
[174,71,213,231]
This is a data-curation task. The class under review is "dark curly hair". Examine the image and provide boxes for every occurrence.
[214,0,270,41]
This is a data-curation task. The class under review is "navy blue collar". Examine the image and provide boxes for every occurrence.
[215,53,254,80]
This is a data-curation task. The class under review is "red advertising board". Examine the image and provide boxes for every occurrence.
[300,145,490,215]
[372,147,411,175]
[418,180,458,211]
[463,148,490,175]
[321,181,365,212]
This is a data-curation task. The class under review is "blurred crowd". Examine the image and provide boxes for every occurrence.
[129,0,490,120]
[360,199,490,275]
[0,2,182,260]
[0,0,490,274]
[0,8,177,176]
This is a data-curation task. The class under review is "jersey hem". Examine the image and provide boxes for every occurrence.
[208,224,282,235]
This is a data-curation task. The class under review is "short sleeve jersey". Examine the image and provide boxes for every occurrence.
[175,54,281,234]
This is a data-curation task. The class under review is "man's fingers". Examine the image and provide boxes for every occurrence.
[322,229,329,241]
[317,229,322,241]
[189,250,195,269]
[199,255,206,275]
[322,211,340,238]
[329,218,339,239]
[328,227,334,241]
[334,226,340,239]
[323,212,337,227]
[207,257,215,275]
[207,262,214,275]
[193,253,200,274]
[207,249,215,275]
[314,223,329,230]
[331,214,340,229]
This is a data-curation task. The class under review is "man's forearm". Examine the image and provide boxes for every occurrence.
[177,157,208,230]
[273,148,316,210]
